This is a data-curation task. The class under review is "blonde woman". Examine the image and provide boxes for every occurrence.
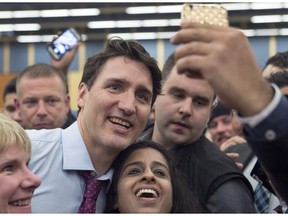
[0,113,40,213]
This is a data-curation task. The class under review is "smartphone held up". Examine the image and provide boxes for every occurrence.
[47,28,81,61]
[181,3,229,27]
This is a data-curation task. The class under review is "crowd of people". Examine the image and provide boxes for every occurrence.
[1,13,288,213]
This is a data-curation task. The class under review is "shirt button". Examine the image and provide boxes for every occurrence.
[265,130,276,141]
[90,171,96,177]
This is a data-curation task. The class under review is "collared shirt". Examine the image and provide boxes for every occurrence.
[238,84,288,141]
[27,121,113,213]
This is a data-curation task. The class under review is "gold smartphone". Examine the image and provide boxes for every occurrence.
[181,3,229,27]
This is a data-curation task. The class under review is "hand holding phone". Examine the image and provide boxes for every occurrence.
[47,28,81,61]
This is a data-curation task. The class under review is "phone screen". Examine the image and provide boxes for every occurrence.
[47,28,80,60]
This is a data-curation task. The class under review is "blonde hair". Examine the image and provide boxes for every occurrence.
[0,113,31,154]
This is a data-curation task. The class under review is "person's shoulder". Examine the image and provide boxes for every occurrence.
[25,128,63,143]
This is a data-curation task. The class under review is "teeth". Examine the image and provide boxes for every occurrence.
[109,117,131,128]
[136,189,158,198]
[9,199,30,206]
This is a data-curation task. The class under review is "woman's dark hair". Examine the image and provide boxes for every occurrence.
[105,140,202,213]
[79,37,162,108]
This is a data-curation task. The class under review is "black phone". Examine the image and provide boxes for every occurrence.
[46,27,81,61]
[250,160,276,195]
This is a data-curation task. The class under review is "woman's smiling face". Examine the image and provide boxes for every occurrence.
[0,145,41,213]
[115,148,173,213]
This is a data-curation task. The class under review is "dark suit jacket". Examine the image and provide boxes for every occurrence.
[246,133,288,203]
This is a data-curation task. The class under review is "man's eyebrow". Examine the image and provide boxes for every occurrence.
[169,86,186,93]
[106,78,153,95]
[105,78,127,85]
[137,85,153,95]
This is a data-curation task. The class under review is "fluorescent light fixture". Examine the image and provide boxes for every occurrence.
[256,29,279,36]
[88,18,181,29]
[0,8,100,19]
[157,31,176,39]
[14,23,41,31]
[126,4,182,14]
[279,28,288,35]
[169,19,181,26]
[117,20,141,28]
[126,6,157,14]
[108,32,157,40]
[250,2,283,10]
[0,23,40,32]
[282,15,288,22]
[157,5,182,13]
[251,15,282,23]
[87,21,116,29]
[41,9,69,17]
[13,10,40,18]
[41,35,57,42]
[17,33,88,43]
[69,8,100,16]
[142,19,168,27]
[0,11,13,18]
[220,3,250,10]
[108,31,176,40]
[126,3,255,14]
[0,24,14,32]
[17,35,42,43]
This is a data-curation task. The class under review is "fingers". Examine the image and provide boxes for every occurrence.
[236,162,244,170]
[226,152,239,161]
[220,136,247,151]
[226,152,243,170]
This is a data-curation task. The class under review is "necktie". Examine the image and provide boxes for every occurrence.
[78,171,102,213]
[254,183,271,213]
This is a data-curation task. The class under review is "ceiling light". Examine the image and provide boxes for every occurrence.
[126,5,182,14]
[17,35,42,43]
[40,9,70,17]
[279,28,288,35]
[220,3,250,10]
[157,5,182,13]
[108,32,157,40]
[251,15,282,23]
[126,6,157,14]
[0,11,13,18]
[69,8,100,16]
[116,20,141,28]
[142,19,169,27]
[87,21,116,29]
[0,24,13,32]
[0,23,40,32]
[14,23,41,31]
[13,10,40,18]
[256,29,279,36]
[88,18,181,30]
[250,2,283,10]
